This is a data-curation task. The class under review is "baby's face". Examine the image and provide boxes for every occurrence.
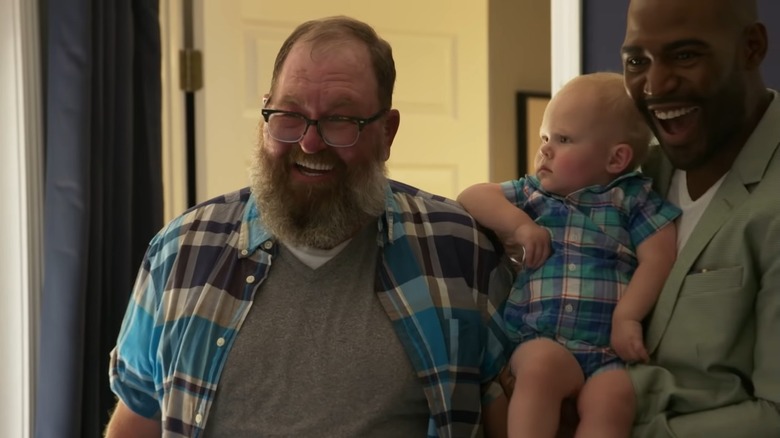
[535,88,616,196]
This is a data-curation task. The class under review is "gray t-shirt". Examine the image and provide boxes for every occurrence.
[204,224,429,436]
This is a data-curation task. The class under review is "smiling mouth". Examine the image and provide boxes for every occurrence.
[652,106,700,136]
[295,160,335,176]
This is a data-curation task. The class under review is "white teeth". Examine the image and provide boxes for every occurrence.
[296,161,334,172]
[654,107,697,120]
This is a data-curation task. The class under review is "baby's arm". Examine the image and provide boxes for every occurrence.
[611,223,677,363]
[457,183,550,268]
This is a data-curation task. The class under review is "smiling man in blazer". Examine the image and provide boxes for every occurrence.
[621,0,780,436]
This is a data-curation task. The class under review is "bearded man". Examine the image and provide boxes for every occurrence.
[105,15,511,438]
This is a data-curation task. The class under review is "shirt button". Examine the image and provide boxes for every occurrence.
[564,304,574,313]
[262,240,273,250]
[216,337,225,347]
[246,275,256,284]
[240,249,248,256]
[568,263,576,271]
[195,413,203,424]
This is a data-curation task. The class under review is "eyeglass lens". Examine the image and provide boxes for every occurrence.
[268,113,359,147]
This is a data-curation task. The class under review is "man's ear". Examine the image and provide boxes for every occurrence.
[743,22,768,70]
[607,143,634,175]
[381,109,401,161]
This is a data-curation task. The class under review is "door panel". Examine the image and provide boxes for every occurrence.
[195,0,490,201]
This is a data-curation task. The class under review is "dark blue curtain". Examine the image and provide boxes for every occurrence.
[38,0,163,437]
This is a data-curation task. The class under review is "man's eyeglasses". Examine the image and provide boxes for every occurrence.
[261,109,387,148]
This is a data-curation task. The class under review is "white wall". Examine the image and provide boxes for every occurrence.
[0,0,43,436]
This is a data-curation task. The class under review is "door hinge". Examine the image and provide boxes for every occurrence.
[179,49,203,92]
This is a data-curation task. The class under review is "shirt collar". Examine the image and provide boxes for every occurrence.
[528,170,643,200]
[238,194,270,258]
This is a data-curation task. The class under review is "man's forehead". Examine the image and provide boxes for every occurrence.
[277,42,371,81]
[271,45,379,112]
[295,38,370,61]
[623,1,725,50]
[625,0,740,33]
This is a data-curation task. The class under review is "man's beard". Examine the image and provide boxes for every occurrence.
[249,138,388,249]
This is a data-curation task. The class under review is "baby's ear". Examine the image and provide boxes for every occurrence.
[607,143,634,175]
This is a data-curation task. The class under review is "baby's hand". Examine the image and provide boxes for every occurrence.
[506,223,551,269]
[611,319,650,363]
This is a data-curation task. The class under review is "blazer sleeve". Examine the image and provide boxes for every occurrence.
[636,400,780,438]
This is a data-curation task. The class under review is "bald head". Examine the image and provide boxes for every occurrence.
[558,72,652,167]
[720,0,757,26]
[628,0,757,32]
[708,0,757,26]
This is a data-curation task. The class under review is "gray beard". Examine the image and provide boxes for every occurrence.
[249,142,388,249]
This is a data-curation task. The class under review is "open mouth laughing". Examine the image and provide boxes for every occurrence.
[650,105,701,144]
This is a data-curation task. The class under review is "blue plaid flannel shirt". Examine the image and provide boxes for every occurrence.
[109,180,510,437]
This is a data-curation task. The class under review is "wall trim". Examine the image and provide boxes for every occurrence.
[550,0,582,95]
[160,0,188,221]
[0,0,43,436]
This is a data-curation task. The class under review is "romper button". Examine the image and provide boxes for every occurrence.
[263,241,273,250]
[195,413,203,424]
[568,263,576,271]
[216,337,225,347]
[240,249,248,256]
[246,275,255,284]
[564,304,573,313]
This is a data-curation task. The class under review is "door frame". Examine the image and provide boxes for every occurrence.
[160,0,189,221]
[550,0,582,94]
[0,0,43,436]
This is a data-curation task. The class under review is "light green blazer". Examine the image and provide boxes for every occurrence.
[631,90,780,438]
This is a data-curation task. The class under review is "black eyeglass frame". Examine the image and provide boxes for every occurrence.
[260,108,388,148]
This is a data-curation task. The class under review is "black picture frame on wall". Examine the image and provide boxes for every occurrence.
[516,91,550,178]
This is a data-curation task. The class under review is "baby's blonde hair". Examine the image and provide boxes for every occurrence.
[561,72,652,170]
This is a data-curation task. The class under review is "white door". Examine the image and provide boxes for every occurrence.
[193,0,492,202]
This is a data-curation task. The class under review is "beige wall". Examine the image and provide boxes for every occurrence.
[166,1,552,211]
[488,0,551,183]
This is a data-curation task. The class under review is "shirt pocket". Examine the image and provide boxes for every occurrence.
[678,265,744,297]
[669,266,749,363]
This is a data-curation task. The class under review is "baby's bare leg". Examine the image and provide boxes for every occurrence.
[508,339,584,438]
[575,368,635,438]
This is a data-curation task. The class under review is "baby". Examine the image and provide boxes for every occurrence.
[459,72,680,437]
